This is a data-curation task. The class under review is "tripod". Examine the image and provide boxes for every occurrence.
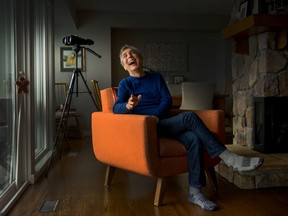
[46,44,101,177]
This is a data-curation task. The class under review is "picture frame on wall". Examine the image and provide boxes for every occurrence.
[239,0,249,19]
[60,47,86,72]
[173,75,184,84]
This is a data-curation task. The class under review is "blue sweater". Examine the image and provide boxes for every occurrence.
[113,72,172,119]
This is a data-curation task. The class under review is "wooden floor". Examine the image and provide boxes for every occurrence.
[7,137,288,216]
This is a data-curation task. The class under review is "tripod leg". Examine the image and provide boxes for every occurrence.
[58,73,77,157]
[78,70,98,109]
[45,72,77,177]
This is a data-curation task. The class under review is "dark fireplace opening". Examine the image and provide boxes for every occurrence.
[254,97,288,153]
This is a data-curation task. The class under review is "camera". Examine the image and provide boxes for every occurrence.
[63,35,94,46]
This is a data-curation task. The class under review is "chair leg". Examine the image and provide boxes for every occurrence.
[154,178,167,206]
[205,166,218,191]
[104,165,116,187]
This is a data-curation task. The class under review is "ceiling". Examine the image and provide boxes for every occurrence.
[71,0,233,15]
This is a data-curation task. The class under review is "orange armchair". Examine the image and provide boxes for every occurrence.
[91,87,225,206]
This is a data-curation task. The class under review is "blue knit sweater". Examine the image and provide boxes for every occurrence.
[113,72,172,119]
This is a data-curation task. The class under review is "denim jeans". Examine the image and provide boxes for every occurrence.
[158,112,226,187]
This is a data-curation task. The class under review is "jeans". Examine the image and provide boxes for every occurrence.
[158,112,226,187]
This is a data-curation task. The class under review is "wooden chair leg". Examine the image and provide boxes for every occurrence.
[104,165,116,187]
[154,178,167,206]
[205,166,218,191]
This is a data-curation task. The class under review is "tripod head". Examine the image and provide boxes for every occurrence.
[72,44,101,59]
[72,44,82,54]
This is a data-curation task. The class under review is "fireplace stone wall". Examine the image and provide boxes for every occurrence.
[230,1,288,149]
[232,33,288,148]
[216,1,288,190]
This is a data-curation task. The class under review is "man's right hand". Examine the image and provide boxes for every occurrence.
[126,94,142,110]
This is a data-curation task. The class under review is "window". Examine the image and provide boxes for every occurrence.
[0,0,17,203]
[33,0,54,160]
[0,0,54,213]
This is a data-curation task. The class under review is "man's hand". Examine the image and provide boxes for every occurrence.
[126,94,142,110]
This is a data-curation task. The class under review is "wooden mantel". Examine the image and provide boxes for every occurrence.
[222,14,288,54]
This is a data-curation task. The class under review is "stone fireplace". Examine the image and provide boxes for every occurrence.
[216,1,288,190]
[232,32,288,150]
[225,1,288,151]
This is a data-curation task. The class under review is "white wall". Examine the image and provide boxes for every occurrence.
[111,29,231,90]
[54,0,232,132]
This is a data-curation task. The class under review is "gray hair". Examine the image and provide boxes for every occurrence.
[119,45,143,66]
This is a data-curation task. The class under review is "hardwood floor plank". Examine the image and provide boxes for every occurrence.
[7,137,288,216]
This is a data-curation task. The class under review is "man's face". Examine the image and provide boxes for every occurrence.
[121,48,143,72]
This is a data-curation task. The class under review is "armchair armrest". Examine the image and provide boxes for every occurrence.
[91,112,159,176]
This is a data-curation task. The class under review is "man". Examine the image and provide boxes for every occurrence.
[113,44,263,211]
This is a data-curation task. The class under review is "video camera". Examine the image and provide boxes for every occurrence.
[63,35,94,46]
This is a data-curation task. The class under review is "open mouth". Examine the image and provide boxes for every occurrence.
[128,59,136,66]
